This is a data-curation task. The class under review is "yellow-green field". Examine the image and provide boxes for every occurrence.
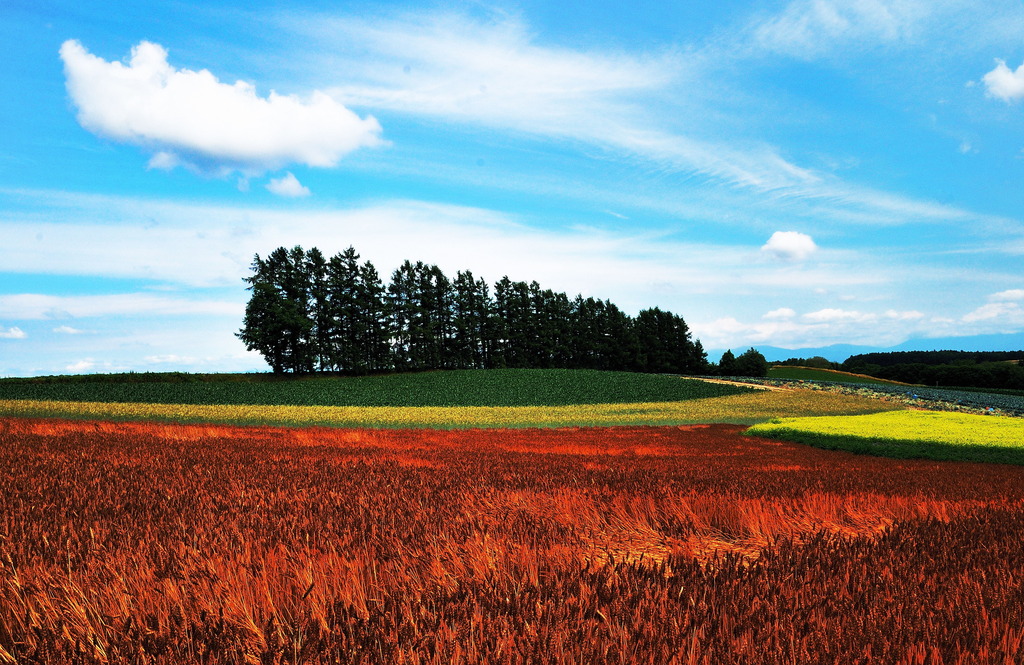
[0,389,891,429]
[749,410,1024,464]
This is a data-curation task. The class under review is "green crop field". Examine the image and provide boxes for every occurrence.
[0,369,895,428]
[767,366,905,385]
[748,411,1024,465]
[0,369,752,408]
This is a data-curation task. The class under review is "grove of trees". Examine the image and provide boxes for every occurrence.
[842,352,1024,390]
[237,245,709,375]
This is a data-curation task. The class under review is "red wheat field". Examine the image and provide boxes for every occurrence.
[1,417,1023,664]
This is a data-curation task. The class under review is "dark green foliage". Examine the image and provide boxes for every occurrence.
[239,244,708,375]
[236,246,317,374]
[633,307,704,374]
[734,348,769,377]
[0,369,752,407]
[845,350,1024,368]
[717,349,737,376]
[842,354,1024,391]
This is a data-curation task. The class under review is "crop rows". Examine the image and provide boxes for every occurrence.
[749,411,1024,465]
[0,370,752,408]
[748,378,1024,417]
[1,417,1022,663]
[0,388,891,429]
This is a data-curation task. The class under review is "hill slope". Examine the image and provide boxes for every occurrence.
[0,369,753,407]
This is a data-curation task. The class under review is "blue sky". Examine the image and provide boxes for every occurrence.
[3,0,1024,375]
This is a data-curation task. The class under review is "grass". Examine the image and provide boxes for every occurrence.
[0,390,892,428]
[0,369,753,407]
[767,366,906,385]
[748,410,1024,465]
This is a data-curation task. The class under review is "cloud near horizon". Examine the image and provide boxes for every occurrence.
[60,39,383,174]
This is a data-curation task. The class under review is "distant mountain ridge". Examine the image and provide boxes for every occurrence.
[705,332,1024,364]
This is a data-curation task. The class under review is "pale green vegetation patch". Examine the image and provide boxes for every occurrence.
[748,410,1024,465]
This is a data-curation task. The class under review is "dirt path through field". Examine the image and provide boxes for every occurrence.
[692,377,789,391]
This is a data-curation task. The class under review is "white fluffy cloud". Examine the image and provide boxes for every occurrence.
[0,326,27,339]
[60,40,383,173]
[989,288,1024,301]
[884,309,925,321]
[695,305,972,352]
[761,231,818,261]
[53,325,86,334]
[763,307,796,320]
[266,172,311,197]
[962,301,1021,323]
[801,308,874,323]
[983,59,1024,101]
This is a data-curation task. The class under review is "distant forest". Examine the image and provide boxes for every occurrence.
[843,350,1024,367]
[777,350,1024,390]
[237,246,711,375]
[842,350,1024,390]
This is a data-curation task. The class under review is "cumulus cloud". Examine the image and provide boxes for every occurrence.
[989,289,1024,301]
[66,359,95,372]
[982,59,1024,102]
[884,309,925,321]
[59,39,383,173]
[761,231,818,261]
[266,172,311,197]
[763,307,796,320]
[962,302,1021,323]
[53,325,85,334]
[801,308,873,323]
[0,326,27,339]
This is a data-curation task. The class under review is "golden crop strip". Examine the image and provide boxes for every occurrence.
[749,410,1024,448]
[0,390,890,428]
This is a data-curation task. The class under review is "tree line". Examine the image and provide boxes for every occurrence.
[237,245,710,375]
[774,350,1024,389]
[843,357,1024,390]
[843,350,1024,368]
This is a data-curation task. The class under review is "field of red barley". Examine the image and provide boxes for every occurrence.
[1,417,1022,664]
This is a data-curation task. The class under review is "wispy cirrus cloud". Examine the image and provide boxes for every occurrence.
[300,11,827,193]
[275,8,1011,227]
[748,0,932,58]
[0,188,884,312]
[0,293,242,320]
